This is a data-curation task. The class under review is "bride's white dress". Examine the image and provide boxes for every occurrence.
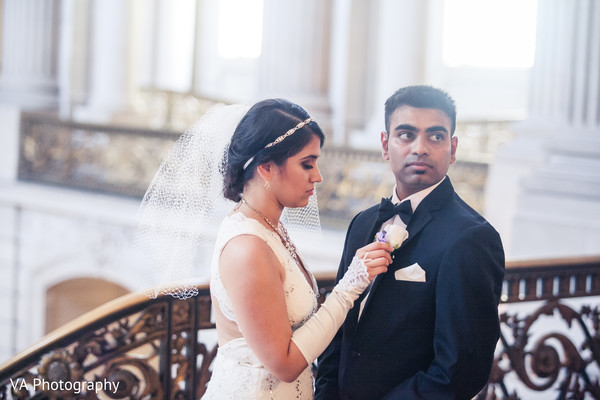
[202,212,319,399]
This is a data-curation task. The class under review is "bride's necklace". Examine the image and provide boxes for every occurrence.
[241,198,300,264]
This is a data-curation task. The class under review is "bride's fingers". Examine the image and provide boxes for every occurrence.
[356,242,394,259]
[373,250,393,263]
[364,250,393,265]
[366,241,394,252]
[363,257,391,279]
[358,248,393,263]
[365,252,393,265]
[365,264,388,280]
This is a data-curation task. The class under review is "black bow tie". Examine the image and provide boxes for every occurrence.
[377,198,413,226]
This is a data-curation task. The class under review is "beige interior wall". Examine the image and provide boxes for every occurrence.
[45,278,129,334]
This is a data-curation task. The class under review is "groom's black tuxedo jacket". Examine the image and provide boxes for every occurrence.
[315,177,505,400]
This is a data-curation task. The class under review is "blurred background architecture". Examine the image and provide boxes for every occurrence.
[0,0,599,397]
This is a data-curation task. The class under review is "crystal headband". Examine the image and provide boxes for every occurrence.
[243,117,312,170]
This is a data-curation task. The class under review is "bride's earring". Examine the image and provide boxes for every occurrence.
[264,180,270,190]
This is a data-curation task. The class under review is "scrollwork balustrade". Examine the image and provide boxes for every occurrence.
[1,258,599,399]
[17,112,494,225]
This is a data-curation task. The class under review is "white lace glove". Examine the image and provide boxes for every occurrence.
[291,256,370,364]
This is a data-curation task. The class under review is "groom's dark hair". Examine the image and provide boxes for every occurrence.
[384,85,457,136]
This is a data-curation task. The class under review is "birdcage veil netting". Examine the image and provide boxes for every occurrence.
[133,103,322,299]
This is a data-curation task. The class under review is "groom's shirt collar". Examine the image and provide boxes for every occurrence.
[379,177,446,234]
[391,176,446,212]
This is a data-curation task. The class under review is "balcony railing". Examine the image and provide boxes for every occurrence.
[1,257,599,399]
[18,111,501,227]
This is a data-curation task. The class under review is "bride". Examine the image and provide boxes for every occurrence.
[203,99,392,399]
[137,98,393,399]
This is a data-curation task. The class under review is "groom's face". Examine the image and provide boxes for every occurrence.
[381,105,458,199]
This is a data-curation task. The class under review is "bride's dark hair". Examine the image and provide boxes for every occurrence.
[223,98,325,202]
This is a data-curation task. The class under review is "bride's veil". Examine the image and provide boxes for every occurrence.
[132,103,321,299]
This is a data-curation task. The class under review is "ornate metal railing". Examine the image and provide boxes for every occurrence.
[133,89,226,132]
[18,112,181,198]
[0,287,218,399]
[18,111,492,225]
[484,257,600,399]
[1,257,599,399]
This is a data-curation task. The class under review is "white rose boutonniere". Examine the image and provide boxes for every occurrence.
[375,223,409,250]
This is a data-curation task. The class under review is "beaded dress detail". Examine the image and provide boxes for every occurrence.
[203,212,318,399]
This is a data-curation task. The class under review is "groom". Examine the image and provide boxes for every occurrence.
[315,85,505,399]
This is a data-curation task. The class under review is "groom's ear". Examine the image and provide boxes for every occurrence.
[450,135,458,164]
[381,131,390,161]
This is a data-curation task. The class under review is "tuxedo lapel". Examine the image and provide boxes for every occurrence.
[356,270,383,326]
[403,211,431,245]
[403,177,454,245]
[346,204,391,331]
[351,199,395,329]
[358,212,383,296]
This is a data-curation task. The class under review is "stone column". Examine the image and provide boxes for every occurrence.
[73,0,140,125]
[0,0,60,109]
[258,0,333,133]
[328,0,374,146]
[346,0,428,148]
[486,0,600,258]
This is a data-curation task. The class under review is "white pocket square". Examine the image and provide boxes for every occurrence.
[395,263,426,282]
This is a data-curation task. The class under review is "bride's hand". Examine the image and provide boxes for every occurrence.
[354,241,394,280]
